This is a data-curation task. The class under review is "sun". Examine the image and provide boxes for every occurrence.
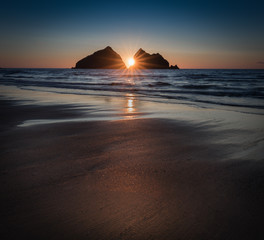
[128,58,135,67]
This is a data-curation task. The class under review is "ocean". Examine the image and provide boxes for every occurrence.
[0,68,263,113]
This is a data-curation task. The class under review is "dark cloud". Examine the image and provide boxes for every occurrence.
[257,61,264,64]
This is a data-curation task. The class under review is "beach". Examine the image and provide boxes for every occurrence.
[1,98,264,240]
[1,0,264,236]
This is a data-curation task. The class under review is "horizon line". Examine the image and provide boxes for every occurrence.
[1,67,264,70]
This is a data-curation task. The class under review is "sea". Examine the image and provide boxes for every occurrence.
[0,68,263,110]
[0,68,264,159]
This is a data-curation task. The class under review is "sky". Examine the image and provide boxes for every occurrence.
[0,0,263,69]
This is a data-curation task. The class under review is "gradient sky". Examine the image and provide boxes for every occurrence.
[1,0,263,69]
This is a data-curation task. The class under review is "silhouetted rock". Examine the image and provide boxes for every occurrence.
[132,48,170,69]
[170,64,179,69]
[75,46,126,69]
[131,48,179,69]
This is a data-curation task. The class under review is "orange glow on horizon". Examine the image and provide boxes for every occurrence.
[2,45,263,69]
[128,58,135,68]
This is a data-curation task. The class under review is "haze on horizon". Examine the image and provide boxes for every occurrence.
[0,0,263,69]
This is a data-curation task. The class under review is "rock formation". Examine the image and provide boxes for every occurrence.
[75,46,126,69]
[170,64,179,69]
[131,48,178,69]
[74,46,179,69]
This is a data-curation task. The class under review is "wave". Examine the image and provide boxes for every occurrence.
[147,81,172,87]
[1,79,263,99]
[181,84,216,89]
[18,84,264,111]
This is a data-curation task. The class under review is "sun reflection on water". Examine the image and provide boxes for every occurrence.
[124,93,136,119]
[126,93,135,112]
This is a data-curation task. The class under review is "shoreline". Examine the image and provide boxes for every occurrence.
[1,99,264,239]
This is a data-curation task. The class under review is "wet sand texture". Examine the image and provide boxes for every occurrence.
[1,101,264,240]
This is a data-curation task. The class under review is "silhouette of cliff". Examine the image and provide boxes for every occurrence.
[75,46,126,69]
[132,48,176,69]
[170,64,179,69]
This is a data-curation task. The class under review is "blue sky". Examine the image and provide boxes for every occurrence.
[1,0,263,68]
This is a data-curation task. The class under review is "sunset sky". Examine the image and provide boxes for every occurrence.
[1,0,263,69]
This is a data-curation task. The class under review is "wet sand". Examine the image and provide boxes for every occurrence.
[1,100,264,240]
